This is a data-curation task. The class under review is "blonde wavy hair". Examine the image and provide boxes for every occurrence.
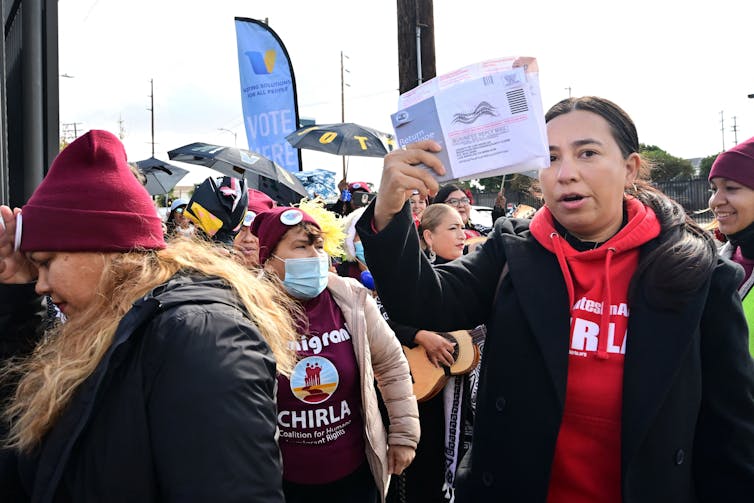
[3,238,299,452]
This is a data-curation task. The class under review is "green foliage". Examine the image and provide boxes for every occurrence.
[154,189,176,208]
[458,173,535,193]
[639,144,694,182]
[698,153,720,178]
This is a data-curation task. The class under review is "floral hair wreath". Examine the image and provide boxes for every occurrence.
[297,197,346,259]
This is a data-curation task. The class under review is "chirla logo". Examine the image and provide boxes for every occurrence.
[246,49,277,75]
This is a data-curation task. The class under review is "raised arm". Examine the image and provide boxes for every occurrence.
[356,143,506,332]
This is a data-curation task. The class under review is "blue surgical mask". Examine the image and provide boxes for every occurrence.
[274,254,329,299]
[354,241,366,264]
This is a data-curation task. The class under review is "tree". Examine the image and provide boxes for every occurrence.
[458,173,535,193]
[639,144,694,182]
[698,153,720,179]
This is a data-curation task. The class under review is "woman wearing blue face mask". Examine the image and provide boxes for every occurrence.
[250,206,419,503]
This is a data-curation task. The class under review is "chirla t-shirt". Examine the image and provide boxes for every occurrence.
[277,289,366,484]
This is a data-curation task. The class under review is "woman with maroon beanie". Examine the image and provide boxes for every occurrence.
[0,130,299,501]
[357,97,754,502]
[251,205,419,503]
[709,135,754,356]
[233,188,276,268]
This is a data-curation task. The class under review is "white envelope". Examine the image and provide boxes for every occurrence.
[391,57,549,182]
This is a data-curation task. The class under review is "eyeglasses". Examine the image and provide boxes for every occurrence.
[445,197,470,207]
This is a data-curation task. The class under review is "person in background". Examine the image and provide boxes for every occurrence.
[708,135,754,356]
[419,204,466,266]
[233,189,276,268]
[165,198,194,238]
[184,176,248,246]
[386,203,477,503]
[432,184,491,239]
[251,205,419,503]
[330,179,375,216]
[0,130,299,501]
[128,163,148,186]
[491,189,507,224]
[409,190,428,228]
[357,96,754,502]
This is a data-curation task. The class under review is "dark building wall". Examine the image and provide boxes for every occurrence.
[1,0,58,207]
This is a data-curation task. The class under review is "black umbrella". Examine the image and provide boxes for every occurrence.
[167,142,308,205]
[135,157,189,196]
[285,122,396,158]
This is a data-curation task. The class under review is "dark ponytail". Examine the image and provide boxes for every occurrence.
[628,181,717,309]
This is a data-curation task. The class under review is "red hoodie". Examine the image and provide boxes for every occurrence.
[529,197,661,503]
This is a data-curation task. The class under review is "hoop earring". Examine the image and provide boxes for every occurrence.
[428,247,436,264]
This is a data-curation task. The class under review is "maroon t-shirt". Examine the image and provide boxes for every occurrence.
[277,289,366,484]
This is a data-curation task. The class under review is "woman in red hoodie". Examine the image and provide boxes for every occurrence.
[356,96,754,502]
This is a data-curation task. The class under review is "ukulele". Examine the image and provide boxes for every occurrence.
[402,328,483,402]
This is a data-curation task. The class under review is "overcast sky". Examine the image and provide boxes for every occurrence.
[59,0,754,188]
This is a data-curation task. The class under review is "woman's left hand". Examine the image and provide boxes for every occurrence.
[0,206,36,284]
[387,444,416,475]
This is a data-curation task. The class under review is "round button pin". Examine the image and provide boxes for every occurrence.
[280,209,303,226]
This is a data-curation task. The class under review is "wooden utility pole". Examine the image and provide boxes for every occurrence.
[340,51,349,179]
[148,79,155,157]
[397,0,436,94]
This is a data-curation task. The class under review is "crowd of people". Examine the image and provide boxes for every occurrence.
[0,96,753,502]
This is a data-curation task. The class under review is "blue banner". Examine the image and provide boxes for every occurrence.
[235,18,301,172]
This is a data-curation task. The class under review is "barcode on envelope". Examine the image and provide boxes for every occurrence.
[506,89,528,114]
[483,76,494,86]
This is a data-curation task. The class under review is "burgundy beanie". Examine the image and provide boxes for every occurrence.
[709,136,754,189]
[242,189,276,227]
[348,181,371,193]
[20,130,165,252]
[250,206,320,264]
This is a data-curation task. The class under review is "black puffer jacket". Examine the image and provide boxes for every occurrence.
[0,283,45,502]
[2,274,283,502]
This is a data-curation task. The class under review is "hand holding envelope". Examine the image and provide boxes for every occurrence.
[391,57,549,183]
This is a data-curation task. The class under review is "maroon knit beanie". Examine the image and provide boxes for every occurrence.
[241,189,276,227]
[709,136,754,189]
[248,189,275,216]
[250,206,320,264]
[19,130,166,252]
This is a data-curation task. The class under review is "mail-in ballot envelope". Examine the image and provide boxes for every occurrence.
[391,57,548,182]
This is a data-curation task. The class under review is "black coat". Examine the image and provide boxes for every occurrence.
[0,283,45,502]
[357,203,754,502]
[2,274,283,502]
